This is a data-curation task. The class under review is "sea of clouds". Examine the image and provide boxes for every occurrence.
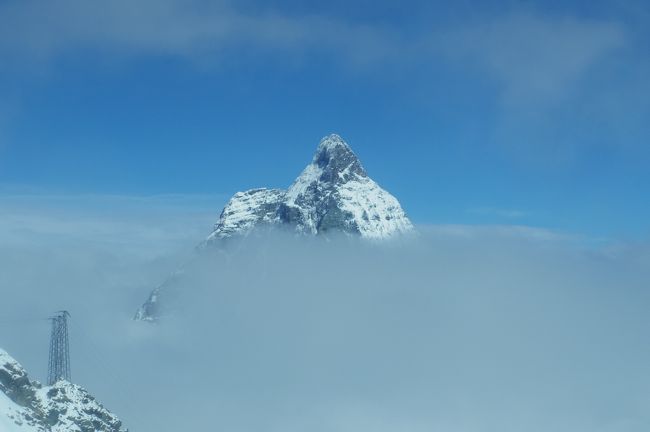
[0,195,649,432]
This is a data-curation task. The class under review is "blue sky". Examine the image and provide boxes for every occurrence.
[0,0,649,239]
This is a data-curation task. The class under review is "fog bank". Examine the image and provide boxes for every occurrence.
[1,216,649,431]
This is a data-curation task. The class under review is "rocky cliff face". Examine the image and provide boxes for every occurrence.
[135,134,413,321]
[0,349,125,432]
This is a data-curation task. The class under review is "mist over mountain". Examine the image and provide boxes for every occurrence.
[1,206,649,431]
[136,134,414,321]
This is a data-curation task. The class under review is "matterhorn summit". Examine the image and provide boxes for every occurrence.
[135,134,413,321]
[204,134,413,244]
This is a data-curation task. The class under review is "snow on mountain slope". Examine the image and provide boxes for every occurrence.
[0,348,126,432]
[204,188,286,243]
[335,174,413,239]
[1,391,37,432]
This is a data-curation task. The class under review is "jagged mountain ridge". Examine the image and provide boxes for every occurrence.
[204,134,413,244]
[0,349,125,432]
[135,134,413,321]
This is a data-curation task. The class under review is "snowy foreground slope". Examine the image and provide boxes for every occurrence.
[0,349,125,432]
[135,134,413,321]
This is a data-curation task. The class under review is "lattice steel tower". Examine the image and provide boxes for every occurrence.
[47,311,71,385]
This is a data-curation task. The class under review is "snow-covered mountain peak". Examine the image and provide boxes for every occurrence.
[314,133,349,155]
[279,134,412,237]
[202,133,413,241]
[311,133,367,183]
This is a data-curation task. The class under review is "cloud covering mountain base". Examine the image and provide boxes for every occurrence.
[1,215,649,431]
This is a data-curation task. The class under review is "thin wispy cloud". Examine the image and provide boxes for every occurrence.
[432,8,649,164]
[438,11,625,104]
[2,0,627,81]
[0,0,398,68]
[0,190,222,256]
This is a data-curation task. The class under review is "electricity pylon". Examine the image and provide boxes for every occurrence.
[47,311,71,385]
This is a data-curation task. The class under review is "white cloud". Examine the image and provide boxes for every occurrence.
[439,11,625,104]
[0,194,649,431]
[0,190,223,256]
[0,2,646,167]
[0,0,398,68]
[431,9,650,165]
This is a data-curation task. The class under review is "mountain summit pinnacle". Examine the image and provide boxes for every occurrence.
[312,134,368,182]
